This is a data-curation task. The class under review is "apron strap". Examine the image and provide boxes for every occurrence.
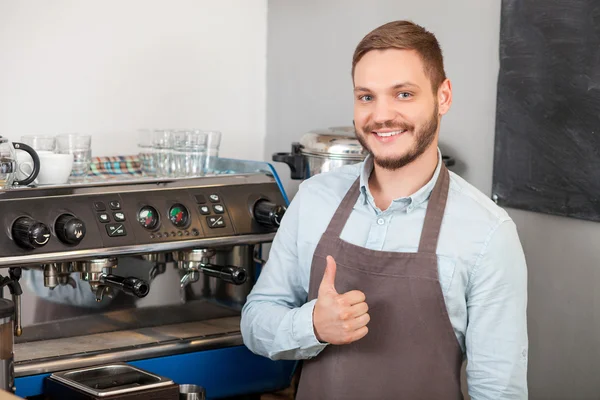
[323,178,362,238]
[418,164,450,254]
[322,163,450,253]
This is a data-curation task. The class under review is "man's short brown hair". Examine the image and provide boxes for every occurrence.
[352,21,447,93]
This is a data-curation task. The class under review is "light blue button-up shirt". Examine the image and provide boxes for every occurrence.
[241,151,528,399]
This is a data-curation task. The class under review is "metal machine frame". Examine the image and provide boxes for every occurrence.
[0,158,295,399]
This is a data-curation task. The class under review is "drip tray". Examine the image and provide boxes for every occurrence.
[47,363,175,398]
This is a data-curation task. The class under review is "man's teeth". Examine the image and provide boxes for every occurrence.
[375,130,407,137]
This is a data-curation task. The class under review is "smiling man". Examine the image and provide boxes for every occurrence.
[241,21,528,399]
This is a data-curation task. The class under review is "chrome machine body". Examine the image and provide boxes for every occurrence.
[0,158,294,398]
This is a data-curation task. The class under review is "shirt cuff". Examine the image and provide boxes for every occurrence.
[292,299,328,357]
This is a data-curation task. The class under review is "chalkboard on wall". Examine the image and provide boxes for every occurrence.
[493,0,600,222]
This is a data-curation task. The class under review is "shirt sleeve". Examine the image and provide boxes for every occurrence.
[241,184,328,360]
[465,219,529,399]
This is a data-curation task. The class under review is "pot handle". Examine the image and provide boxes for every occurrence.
[442,155,455,168]
[272,142,306,180]
[13,142,40,186]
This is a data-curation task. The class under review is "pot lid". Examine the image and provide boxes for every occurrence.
[299,126,366,159]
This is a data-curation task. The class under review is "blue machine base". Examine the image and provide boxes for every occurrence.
[15,346,296,399]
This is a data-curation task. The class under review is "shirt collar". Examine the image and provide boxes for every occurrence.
[359,148,443,212]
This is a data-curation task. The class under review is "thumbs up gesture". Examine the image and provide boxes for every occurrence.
[312,256,370,345]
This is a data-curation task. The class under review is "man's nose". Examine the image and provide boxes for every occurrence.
[372,98,397,123]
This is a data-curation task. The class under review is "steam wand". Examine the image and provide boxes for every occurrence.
[0,268,22,337]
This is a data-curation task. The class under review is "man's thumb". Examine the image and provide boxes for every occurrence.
[319,256,337,295]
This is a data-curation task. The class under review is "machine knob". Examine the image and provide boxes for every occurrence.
[11,217,51,249]
[253,200,286,228]
[55,214,86,245]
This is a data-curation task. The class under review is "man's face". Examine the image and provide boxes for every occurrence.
[353,49,448,170]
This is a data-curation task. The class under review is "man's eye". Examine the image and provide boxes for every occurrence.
[359,95,373,102]
[398,92,412,99]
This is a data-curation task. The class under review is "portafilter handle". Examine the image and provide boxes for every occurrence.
[100,275,150,298]
[199,264,247,285]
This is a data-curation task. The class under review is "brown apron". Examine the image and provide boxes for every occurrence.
[296,164,463,400]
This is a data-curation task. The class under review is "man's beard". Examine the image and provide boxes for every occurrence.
[355,104,439,171]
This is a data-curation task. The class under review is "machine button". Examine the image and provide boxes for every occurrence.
[106,223,126,237]
[195,194,207,204]
[209,194,220,203]
[97,213,110,223]
[177,231,183,237]
[113,212,126,222]
[94,202,106,211]
[55,214,86,245]
[206,216,226,228]
[213,204,224,214]
[199,205,211,215]
[109,200,121,210]
[191,229,199,236]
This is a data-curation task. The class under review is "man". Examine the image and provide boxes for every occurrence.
[241,20,528,399]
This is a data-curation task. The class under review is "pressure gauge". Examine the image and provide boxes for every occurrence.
[169,204,189,228]
[138,206,160,230]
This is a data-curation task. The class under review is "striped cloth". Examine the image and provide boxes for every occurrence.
[90,155,142,177]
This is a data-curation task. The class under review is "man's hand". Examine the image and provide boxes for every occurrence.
[312,255,370,345]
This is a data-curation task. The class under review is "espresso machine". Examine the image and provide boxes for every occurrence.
[0,158,295,399]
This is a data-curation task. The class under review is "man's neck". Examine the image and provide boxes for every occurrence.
[368,145,439,211]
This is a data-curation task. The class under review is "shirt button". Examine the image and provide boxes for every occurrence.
[377,218,385,225]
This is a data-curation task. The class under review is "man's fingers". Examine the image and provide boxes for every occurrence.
[348,312,370,330]
[339,290,366,306]
[350,302,369,318]
[350,326,369,343]
[318,256,338,296]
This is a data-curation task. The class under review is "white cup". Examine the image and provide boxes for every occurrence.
[15,150,53,182]
[37,153,74,185]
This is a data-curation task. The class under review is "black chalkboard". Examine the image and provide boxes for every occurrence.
[493,0,600,222]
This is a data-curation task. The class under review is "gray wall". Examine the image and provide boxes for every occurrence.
[266,1,600,399]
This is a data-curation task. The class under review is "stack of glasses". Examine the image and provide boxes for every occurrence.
[137,129,221,178]
[22,133,92,182]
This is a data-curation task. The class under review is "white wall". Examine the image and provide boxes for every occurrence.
[0,0,267,160]
[0,0,267,327]
[266,1,600,399]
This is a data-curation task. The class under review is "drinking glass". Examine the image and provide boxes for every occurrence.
[203,131,222,175]
[137,129,157,177]
[20,135,56,152]
[174,130,207,177]
[56,133,91,181]
[151,130,174,177]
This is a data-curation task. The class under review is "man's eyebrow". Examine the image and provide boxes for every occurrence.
[353,82,420,93]
[391,82,420,90]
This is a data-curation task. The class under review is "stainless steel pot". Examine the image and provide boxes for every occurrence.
[273,126,455,180]
[272,127,366,180]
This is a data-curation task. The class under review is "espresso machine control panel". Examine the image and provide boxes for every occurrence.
[0,174,286,266]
